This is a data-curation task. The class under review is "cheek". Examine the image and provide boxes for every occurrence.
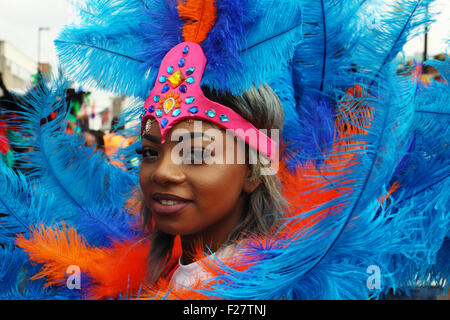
[191,165,246,211]
[139,165,152,198]
[152,165,247,236]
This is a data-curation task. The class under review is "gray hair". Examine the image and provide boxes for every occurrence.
[143,84,287,284]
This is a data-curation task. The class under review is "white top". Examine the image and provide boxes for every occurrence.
[169,246,234,291]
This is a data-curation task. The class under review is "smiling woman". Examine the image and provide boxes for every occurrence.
[3,0,449,301]
[138,84,287,286]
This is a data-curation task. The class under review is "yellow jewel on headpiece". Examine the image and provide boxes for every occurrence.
[164,98,176,114]
[160,92,183,115]
[168,70,185,88]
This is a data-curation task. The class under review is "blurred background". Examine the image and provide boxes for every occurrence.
[0,0,131,133]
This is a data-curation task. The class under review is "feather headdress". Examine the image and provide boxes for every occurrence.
[0,0,448,300]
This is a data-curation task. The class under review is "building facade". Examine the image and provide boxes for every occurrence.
[0,40,37,91]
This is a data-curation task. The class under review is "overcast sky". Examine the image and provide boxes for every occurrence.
[0,0,73,68]
[0,0,448,75]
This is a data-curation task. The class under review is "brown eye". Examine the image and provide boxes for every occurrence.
[137,147,159,161]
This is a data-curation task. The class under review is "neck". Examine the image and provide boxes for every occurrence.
[180,230,227,265]
[180,194,246,265]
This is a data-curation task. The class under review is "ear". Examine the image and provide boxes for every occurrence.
[243,168,261,194]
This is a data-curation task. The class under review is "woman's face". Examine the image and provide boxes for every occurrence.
[139,118,259,240]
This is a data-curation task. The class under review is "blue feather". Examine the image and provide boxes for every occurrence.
[4,0,447,300]
[194,61,449,299]
[394,57,450,203]
[423,55,450,81]
[200,0,251,91]
[191,2,447,299]
[0,245,82,299]
[7,75,140,246]
[351,0,436,88]
[292,0,361,97]
[55,0,183,100]
[284,93,336,167]
[202,0,304,94]
[276,0,364,167]
[0,161,72,245]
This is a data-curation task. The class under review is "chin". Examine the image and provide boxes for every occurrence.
[155,220,201,236]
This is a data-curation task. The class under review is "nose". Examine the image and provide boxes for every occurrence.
[151,149,186,186]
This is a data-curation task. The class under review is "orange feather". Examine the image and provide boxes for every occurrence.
[15,84,384,299]
[15,222,107,289]
[138,85,378,299]
[177,0,217,43]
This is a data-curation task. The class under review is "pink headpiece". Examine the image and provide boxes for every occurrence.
[141,42,277,163]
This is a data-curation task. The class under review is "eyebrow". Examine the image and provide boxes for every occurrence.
[142,134,161,144]
[142,132,214,144]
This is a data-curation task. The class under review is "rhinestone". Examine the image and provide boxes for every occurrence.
[185,97,195,104]
[186,68,195,76]
[206,110,216,118]
[179,85,187,93]
[161,118,168,128]
[159,76,167,83]
[172,108,181,117]
[153,95,160,103]
[161,84,170,93]
[155,109,163,117]
[183,46,189,54]
[163,97,176,114]
[186,77,195,84]
[167,66,174,74]
[168,70,185,88]
[148,105,155,113]
[188,107,199,114]
[178,57,185,67]
[144,119,152,133]
[220,114,229,122]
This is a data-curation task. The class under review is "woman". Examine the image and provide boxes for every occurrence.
[138,84,287,288]
[3,0,448,300]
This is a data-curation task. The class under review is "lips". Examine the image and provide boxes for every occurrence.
[151,193,191,215]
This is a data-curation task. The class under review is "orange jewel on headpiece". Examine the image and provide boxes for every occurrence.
[159,92,183,115]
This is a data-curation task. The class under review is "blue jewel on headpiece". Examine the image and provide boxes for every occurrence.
[185,97,195,104]
[172,108,181,117]
[186,77,195,84]
[155,109,163,117]
[183,46,189,54]
[154,95,160,103]
[179,85,187,93]
[206,110,216,118]
[148,105,155,113]
[188,107,199,114]
[162,84,170,93]
[220,114,229,122]
[167,66,174,74]
[178,58,185,67]
[159,76,167,83]
[161,118,168,128]
[186,68,195,76]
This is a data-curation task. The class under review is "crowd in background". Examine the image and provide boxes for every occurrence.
[0,72,134,172]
